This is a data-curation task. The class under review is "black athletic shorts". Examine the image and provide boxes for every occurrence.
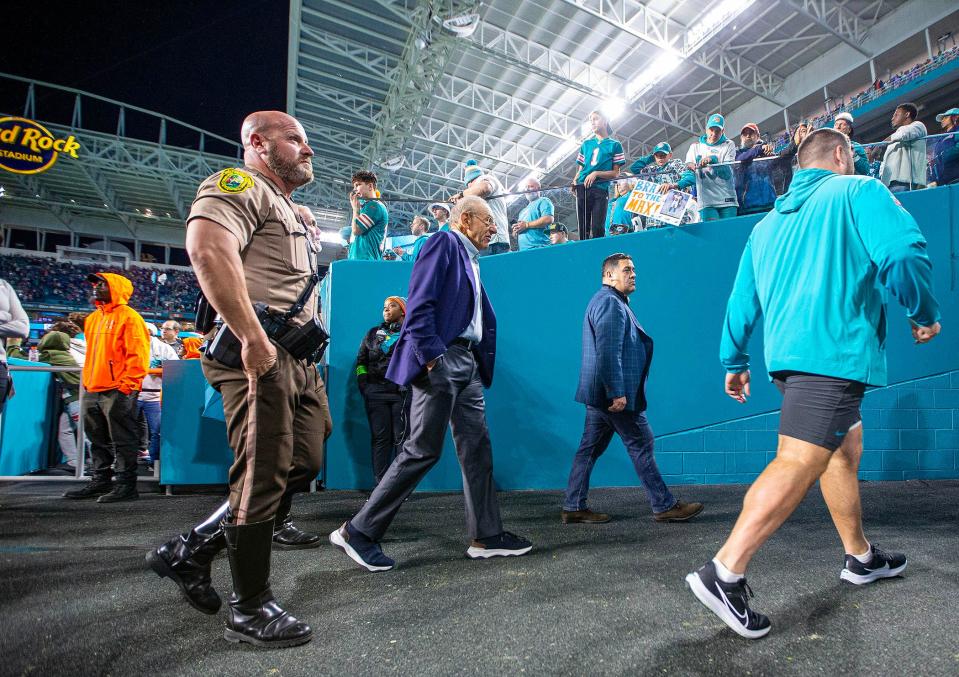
[771,371,866,451]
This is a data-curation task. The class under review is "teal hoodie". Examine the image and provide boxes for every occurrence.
[720,168,940,386]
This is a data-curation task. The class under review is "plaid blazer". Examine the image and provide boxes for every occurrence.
[575,285,654,412]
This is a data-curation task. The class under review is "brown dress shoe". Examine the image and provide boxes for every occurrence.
[653,501,704,522]
[562,509,611,524]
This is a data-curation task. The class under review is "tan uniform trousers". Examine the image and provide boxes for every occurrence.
[202,348,328,524]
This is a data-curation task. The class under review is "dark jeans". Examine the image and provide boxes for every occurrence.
[352,343,503,541]
[574,184,609,240]
[363,389,408,485]
[563,405,676,513]
[137,400,162,463]
[83,388,141,484]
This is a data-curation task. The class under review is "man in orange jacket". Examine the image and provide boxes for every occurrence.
[65,272,150,502]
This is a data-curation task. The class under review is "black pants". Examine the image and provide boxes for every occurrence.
[575,185,609,240]
[363,388,408,485]
[83,389,141,484]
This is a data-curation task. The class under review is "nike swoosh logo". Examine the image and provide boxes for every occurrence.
[834,430,847,437]
[715,582,748,622]
[862,562,889,574]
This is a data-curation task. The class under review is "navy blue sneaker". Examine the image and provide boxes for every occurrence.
[840,544,906,585]
[685,560,771,639]
[329,522,394,572]
[466,531,532,559]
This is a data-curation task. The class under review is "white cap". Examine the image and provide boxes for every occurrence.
[834,112,854,124]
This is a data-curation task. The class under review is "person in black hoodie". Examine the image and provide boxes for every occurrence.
[356,296,408,485]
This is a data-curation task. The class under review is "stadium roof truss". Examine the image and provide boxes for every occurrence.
[3,0,955,243]
[289,0,959,220]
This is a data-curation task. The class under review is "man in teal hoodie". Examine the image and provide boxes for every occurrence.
[686,128,941,640]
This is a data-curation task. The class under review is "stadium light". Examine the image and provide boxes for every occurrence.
[318,229,346,244]
[600,96,627,121]
[440,12,480,37]
[624,52,683,99]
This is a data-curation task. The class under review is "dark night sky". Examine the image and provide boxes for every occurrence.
[3,1,288,146]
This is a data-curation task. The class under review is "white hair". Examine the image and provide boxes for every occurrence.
[450,196,488,225]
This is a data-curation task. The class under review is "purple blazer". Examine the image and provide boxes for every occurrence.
[386,231,497,387]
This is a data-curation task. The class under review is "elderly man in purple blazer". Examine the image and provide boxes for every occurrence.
[330,196,533,570]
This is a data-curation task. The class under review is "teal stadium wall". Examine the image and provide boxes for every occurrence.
[321,184,958,491]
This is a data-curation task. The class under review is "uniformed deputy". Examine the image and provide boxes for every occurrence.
[146,111,332,649]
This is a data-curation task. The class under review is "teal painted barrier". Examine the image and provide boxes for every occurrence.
[158,359,233,485]
[0,359,56,475]
[322,184,958,490]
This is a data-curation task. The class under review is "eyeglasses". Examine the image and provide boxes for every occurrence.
[471,213,495,226]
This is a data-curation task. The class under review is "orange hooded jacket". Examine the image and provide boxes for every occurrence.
[82,272,150,394]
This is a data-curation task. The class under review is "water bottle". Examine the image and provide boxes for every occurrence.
[28,347,39,362]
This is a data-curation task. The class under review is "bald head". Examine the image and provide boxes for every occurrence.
[240,111,314,194]
[797,128,854,175]
[241,111,297,149]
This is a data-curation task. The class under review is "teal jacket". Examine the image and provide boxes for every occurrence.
[851,140,870,176]
[720,168,940,386]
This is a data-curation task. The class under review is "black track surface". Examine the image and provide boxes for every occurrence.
[1,481,957,676]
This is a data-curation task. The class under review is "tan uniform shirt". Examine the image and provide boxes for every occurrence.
[187,166,316,324]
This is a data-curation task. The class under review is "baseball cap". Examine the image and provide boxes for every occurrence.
[834,112,854,124]
[428,202,451,214]
[740,122,760,135]
[935,107,959,122]
[652,142,672,155]
[551,223,568,234]
[706,113,725,129]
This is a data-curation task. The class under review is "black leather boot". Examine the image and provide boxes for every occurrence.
[272,495,320,550]
[146,501,229,615]
[63,476,113,499]
[223,518,313,648]
[97,481,139,503]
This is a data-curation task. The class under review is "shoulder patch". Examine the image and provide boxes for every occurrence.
[217,168,254,194]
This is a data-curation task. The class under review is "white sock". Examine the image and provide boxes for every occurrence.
[851,542,872,563]
[712,557,744,583]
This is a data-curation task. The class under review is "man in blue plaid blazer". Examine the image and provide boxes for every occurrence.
[562,253,704,525]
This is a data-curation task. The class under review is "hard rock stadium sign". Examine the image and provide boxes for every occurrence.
[0,116,81,174]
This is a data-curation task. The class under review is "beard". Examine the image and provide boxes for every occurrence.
[266,146,314,187]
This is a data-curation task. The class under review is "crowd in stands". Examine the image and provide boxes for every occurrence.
[2,267,205,478]
[335,46,959,262]
[0,255,199,313]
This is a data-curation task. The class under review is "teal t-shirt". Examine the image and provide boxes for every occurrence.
[720,169,940,386]
[516,197,555,250]
[605,195,633,235]
[576,136,625,189]
[348,199,388,261]
[401,234,429,262]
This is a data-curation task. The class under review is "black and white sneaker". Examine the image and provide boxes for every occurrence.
[466,531,532,559]
[840,544,906,585]
[685,561,771,639]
